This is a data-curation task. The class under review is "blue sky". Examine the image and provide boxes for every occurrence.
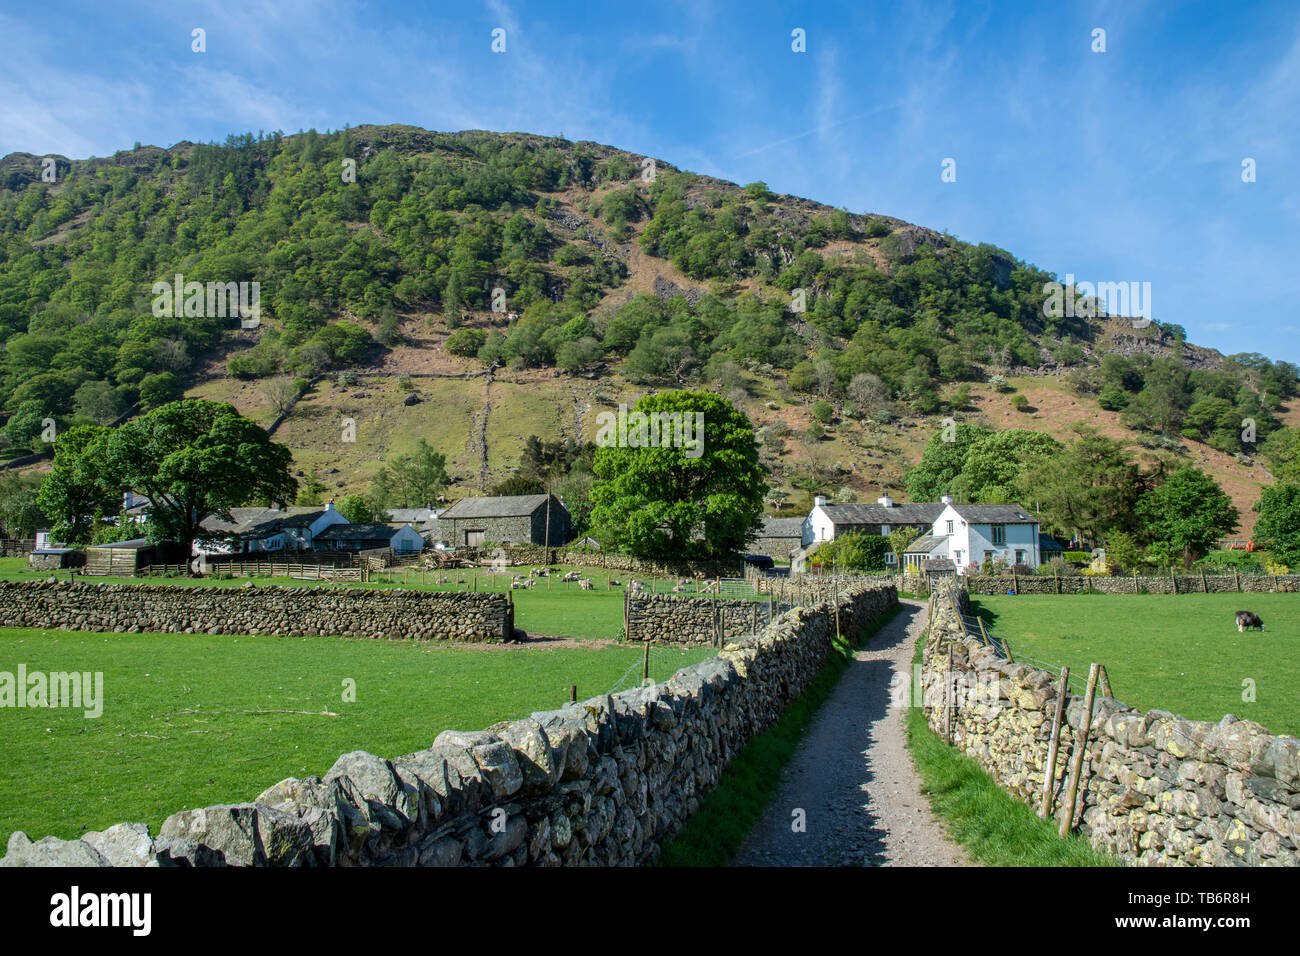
[2,0,1298,364]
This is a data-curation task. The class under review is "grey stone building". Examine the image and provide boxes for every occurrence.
[436,494,570,547]
[749,517,804,562]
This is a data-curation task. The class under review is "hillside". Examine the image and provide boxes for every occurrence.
[1,124,1295,537]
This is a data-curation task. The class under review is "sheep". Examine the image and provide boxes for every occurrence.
[579,578,594,591]
[1235,610,1265,632]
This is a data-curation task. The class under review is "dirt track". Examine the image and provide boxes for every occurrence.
[731,600,969,867]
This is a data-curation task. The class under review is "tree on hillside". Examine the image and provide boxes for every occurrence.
[1252,483,1300,568]
[36,424,120,546]
[953,429,1062,502]
[588,390,765,560]
[1261,427,1300,483]
[1021,426,1146,546]
[100,400,297,559]
[0,472,47,539]
[1135,466,1238,568]
[337,493,383,524]
[372,439,449,509]
[904,423,993,501]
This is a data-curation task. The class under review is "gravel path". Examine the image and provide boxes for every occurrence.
[731,600,969,867]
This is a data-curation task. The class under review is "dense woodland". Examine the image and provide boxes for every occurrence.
[2,124,1295,458]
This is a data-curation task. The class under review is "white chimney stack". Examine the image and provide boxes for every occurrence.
[941,494,953,505]
[814,495,827,508]
[878,494,893,508]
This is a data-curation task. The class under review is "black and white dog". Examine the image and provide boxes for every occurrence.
[1235,611,1265,632]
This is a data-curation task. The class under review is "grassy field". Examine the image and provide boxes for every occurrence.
[973,593,1300,736]
[0,627,712,844]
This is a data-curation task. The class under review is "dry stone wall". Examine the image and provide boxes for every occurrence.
[625,594,782,645]
[0,580,512,643]
[922,581,1300,866]
[1,584,897,867]
[964,573,1300,595]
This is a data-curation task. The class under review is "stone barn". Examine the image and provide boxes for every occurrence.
[437,494,569,548]
[750,518,804,563]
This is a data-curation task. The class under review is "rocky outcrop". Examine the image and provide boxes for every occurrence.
[1,584,897,867]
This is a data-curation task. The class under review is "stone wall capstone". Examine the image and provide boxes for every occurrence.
[1,584,898,867]
[0,580,512,643]
[922,581,1300,866]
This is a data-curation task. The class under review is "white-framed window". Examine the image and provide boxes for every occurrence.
[955,549,964,564]
[946,520,954,534]
[1015,550,1026,564]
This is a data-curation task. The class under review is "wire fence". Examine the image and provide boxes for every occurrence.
[950,589,1103,697]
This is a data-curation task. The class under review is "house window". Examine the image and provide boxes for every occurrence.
[992,525,1005,545]
[466,530,486,547]
[1016,550,1026,565]
[946,520,953,534]
[955,549,963,564]
[885,553,897,565]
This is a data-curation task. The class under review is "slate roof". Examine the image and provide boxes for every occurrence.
[820,502,945,525]
[386,507,440,523]
[315,523,399,542]
[948,504,1037,523]
[904,534,949,555]
[1039,533,1066,552]
[199,508,285,538]
[279,509,328,528]
[438,494,557,519]
[922,559,956,573]
[88,538,152,550]
[758,517,805,538]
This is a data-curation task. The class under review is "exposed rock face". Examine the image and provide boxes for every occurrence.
[0,580,511,642]
[0,584,897,867]
[922,580,1300,866]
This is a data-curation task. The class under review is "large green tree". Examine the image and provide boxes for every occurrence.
[0,471,48,539]
[1253,483,1300,568]
[36,424,120,546]
[102,399,296,558]
[1022,426,1146,545]
[589,390,765,559]
[1135,466,1238,567]
[372,438,449,508]
[953,429,1062,502]
[904,423,992,500]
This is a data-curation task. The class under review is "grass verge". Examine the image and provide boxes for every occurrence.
[903,636,1116,866]
[655,603,903,867]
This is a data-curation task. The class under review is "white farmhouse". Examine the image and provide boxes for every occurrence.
[803,494,946,567]
[903,503,1041,574]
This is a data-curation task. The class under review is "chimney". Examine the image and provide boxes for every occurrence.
[941,494,953,505]
[878,494,893,508]
[814,495,827,508]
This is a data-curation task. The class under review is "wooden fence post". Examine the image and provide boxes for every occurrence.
[570,684,577,704]
[642,641,650,686]
[1234,568,1240,592]
[1059,663,1101,838]
[1200,569,1208,593]
[1039,666,1071,820]
[1098,663,1113,699]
